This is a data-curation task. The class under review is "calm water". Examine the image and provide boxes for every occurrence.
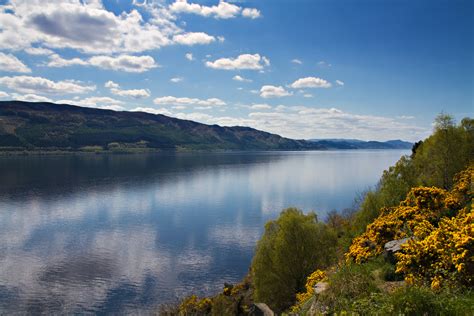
[0,150,408,313]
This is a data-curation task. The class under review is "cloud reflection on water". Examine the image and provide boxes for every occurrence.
[0,151,408,313]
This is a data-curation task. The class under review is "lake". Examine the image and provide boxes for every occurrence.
[0,150,408,313]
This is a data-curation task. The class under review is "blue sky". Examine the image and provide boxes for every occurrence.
[0,0,472,141]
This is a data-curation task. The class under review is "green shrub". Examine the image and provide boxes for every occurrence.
[387,286,474,316]
[251,208,337,313]
[338,286,474,315]
[318,262,380,312]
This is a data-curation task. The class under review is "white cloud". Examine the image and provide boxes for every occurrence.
[170,0,260,19]
[336,80,344,86]
[0,91,9,98]
[104,81,119,89]
[170,77,183,83]
[104,81,150,99]
[242,8,261,19]
[291,59,302,65]
[318,60,332,67]
[0,53,31,73]
[131,107,173,116]
[170,0,240,19]
[99,104,125,111]
[260,85,292,98]
[303,94,313,98]
[250,103,272,110]
[290,77,332,89]
[206,54,270,70]
[173,106,428,141]
[173,32,216,45]
[47,54,158,73]
[57,96,124,110]
[154,96,226,107]
[24,47,54,55]
[11,93,53,102]
[47,54,89,67]
[0,76,96,94]
[0,1,217,54]
[185,53,194,61]
[232,75,252,82]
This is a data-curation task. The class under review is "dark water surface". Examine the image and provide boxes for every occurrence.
[0,150,408,313]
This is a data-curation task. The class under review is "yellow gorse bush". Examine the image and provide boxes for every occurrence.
[290,269,326,313]
[396,207,473,290]
[178,295,212,315]
[346,187,450,263]
[346,166,473,289]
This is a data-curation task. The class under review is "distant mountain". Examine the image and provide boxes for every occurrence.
[0,101,324,152]
[308,138,413,150]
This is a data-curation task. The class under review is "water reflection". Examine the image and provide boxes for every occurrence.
[0,150,407,313]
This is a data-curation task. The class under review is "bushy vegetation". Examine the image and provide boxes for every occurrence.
[346,165,472,289]
[352,115,473,233]
[251,208,337,313]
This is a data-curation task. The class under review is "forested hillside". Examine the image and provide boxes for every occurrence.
[0,101,321,152]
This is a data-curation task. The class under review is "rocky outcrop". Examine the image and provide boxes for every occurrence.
[250,303,274,316]
[384,237,411,263]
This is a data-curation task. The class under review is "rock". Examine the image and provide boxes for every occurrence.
[384,238,410,253]
[249,303,274,316]
[314,281,329,294]
[384,237,410,263]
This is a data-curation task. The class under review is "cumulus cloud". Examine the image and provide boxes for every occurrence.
[170,77,183,83]
[0,76,96,94]
[131,107,173,116]
[173,32,216,45]
[57,96,124,111]
[290,77,332,89]
[47,54,158,73]
[336,80,344,86]
[260,85,292,98]
[154,96,226,107]
[0,1,217,54]
[291,59,302,65]
[241,8,261,19]
[24,47,54,55]
[185,53,194,61]
[250,103,272,110]
[171,106,428,141]
[104,81,119,89]
[89,55,159,72]
[0,91,9,98]
[206,54,270,70]
[47,54,89,67]
[0,53,31,73]
[232,75,252,82]
[169,0,260,19]
[11,93,53,102]
[104,81,150,98]
[303,94,313,98]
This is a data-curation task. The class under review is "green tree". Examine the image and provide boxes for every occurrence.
[350,114,473,234]
[414,114,472,189]
[251,208,337,313]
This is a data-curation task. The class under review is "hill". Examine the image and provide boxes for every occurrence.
[308,138,413,149]
[0,101,323,152]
